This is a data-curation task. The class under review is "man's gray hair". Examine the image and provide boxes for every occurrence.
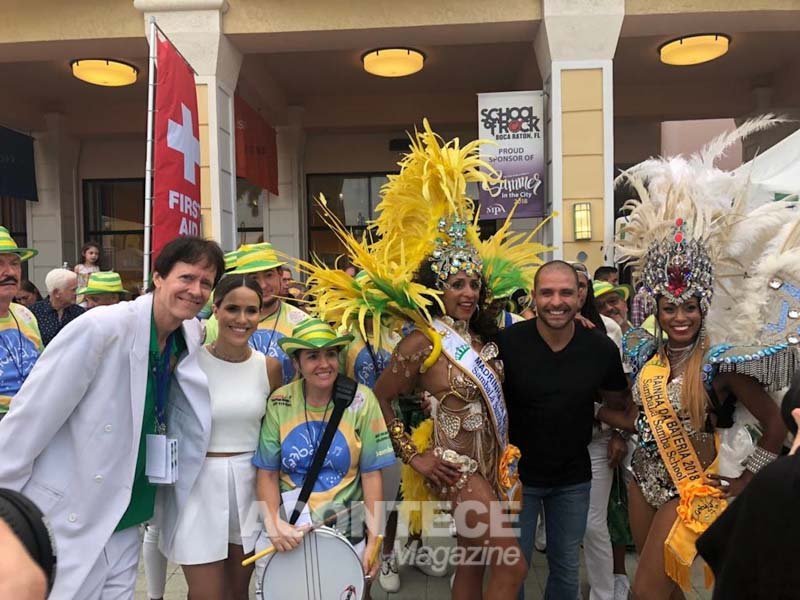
[45,268,77,294]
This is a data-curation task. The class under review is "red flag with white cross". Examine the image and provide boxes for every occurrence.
[152,32,202,261]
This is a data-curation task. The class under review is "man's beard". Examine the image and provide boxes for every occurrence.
[262,295,279,313]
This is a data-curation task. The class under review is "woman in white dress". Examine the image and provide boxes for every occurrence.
[165,275,282,600]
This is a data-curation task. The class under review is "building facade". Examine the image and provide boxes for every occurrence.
[1,0,799,290]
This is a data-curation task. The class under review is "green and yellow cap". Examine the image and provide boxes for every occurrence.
[0,226,37,262]
[278,318,354,355]
[593,280,630,302]
[77,271,126,296]
[229,242,285,275]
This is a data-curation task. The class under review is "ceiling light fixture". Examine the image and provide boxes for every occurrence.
[659,34,730,66]
[70,59,139,87]
[362,48,424,78]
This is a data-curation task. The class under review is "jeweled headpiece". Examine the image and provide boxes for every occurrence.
[641,217,714,313]
[430,216,482,286]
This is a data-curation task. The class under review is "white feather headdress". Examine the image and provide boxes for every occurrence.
[617,116,800,390]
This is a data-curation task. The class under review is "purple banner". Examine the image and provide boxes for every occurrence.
[478,91,545,220]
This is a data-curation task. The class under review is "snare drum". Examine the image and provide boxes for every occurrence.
[260,526,365,600]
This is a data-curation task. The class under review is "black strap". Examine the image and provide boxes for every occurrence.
[289,375,357,524]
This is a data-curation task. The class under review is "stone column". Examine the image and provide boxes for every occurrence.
[537,0,623,272]
[135,0,242,251]
[27,113,80,289]
[269,107,306,261]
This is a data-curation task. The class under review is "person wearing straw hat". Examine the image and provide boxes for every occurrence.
[206,242,310,385]
[594,280,633,335]
[253,318,395,585]
[78,271,128,309]
[0,226,42,423]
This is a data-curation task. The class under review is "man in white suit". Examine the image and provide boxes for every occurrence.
[0,236,225,600]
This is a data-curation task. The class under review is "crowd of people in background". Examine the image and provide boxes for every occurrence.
[1,120,797,600]
[0,237,796,600]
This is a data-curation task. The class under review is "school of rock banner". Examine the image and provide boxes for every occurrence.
[477,90,545,220]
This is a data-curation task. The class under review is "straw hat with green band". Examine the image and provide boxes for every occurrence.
[593,280,630,302]
[229,242,286,275]
[223,249,241,271]
[0,226,37,262]
[77,271,126,296]
[278,318,354,355]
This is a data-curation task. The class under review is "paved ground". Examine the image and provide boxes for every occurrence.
[134,536,713,599]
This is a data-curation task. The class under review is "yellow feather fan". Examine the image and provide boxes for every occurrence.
[398,418,438,536]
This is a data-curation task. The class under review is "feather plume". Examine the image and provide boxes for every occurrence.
[293,195,443,348]
[699,114,781,169]
[371,118,499,272]
[475,201,556,299]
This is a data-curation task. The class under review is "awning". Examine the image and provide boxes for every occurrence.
[735,127,800,203]
[234,95,278,195]
[0,126,37,201]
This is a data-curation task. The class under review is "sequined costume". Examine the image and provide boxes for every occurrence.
[630,374,716,509]
[389,322,505,499]
[430,357,502,497]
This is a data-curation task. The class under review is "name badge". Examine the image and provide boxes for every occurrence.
[146,434,179,485]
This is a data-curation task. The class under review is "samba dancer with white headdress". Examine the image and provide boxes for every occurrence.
[597,117,796,598]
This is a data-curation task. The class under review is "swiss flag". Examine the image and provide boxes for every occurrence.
[152,33,202,262]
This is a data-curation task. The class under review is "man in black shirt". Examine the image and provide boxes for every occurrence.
[498,260,629,600]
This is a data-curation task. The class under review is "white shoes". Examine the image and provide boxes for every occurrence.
[407,539,450,577]
[614,574,631,600]
[379,551,401,593]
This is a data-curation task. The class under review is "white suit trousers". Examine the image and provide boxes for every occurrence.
[77,527,141,600]
[583,432,615,600]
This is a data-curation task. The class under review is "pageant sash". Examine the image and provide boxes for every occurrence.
[435,318,507,447]
[638,354,727,592]
[434,318,521,504]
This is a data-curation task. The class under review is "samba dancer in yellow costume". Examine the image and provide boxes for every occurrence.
[597,119,793,598]
[370,121,532,600]
[295,120,556,598]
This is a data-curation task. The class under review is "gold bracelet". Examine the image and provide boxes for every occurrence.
[388,418,419,464]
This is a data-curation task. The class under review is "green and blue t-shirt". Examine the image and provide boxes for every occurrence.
[342,326,399,388]
[253,379,396,522]
[0,303,43,414]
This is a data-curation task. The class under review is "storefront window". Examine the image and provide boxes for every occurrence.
[307,174,389,267]
[236,178,266,246]
[1,196,30,279]
[83,178,145,293]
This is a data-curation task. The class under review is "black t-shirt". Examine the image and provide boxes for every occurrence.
[497,319,628,487]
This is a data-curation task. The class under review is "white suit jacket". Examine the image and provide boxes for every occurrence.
[0,294,211,599]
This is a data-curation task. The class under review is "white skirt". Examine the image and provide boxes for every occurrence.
[169,452,261,565]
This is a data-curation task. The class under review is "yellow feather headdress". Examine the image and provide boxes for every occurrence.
[294,120,500,368]
[371,118,499,287]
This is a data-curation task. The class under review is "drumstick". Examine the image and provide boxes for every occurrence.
[367,534,384,570]
[242,503,362,567]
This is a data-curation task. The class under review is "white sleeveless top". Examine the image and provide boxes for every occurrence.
[198,346,271,452]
